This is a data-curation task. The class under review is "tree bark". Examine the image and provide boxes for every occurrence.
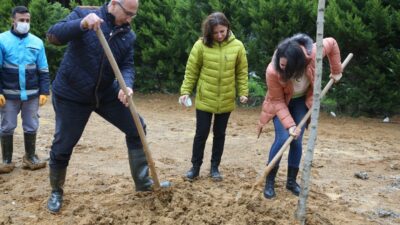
[295,0,326,224]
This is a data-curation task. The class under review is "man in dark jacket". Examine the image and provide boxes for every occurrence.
[46,0,167,213]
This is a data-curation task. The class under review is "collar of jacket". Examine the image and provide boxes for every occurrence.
[100,3,131,32]
[212,32,236,48]
[10,27,28,39]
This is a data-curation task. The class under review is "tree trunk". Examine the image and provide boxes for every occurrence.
[295,0,326,224]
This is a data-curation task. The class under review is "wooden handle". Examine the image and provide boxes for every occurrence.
[95,29,161,189]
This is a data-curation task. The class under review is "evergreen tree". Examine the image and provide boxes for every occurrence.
[29,0,70,79]
[0,0,398,115]
[325,0,400,115]
[81,0,106,6]
[0,0,14,32]
[245,0,316,78]
[133,0,215,92]
[13,0,30,6]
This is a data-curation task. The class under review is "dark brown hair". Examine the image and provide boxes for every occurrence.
[274,33,313,81]
[201,12,230,48]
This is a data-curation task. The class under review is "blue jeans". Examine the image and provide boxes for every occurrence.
[0,97,39,135]
[49,85,145,169]
[268,96,308,168]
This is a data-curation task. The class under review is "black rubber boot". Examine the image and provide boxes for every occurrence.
[210,164,222,182]
[263,166,279,199]
[0,135,15,174]
[128,148,155,191]
[1,135,13,164]
[22,133,46,170]
[185,166,200,181]
[47,167,67,213]
[286,166,301,196]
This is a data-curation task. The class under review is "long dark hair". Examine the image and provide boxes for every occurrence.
[201,12,230,48]
[274,33,313,81]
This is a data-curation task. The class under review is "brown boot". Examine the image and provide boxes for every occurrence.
[22,133,46,170]
[1,135,15,174]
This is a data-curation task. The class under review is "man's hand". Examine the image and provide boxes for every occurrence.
[39,95,48,106]
[239,96,248,104]
[0,95,5,107]
[80,13,104,31]
[118,88,133,107]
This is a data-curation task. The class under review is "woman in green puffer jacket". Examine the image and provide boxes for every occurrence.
[179,12,248,182]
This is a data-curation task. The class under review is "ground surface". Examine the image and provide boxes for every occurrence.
[0,94,399,225]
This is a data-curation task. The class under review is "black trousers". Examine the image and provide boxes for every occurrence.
[49,84,144,169]
[191,109,231,167]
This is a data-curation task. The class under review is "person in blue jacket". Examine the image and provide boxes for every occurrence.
[46,0,168,213]
[0,6,50,174]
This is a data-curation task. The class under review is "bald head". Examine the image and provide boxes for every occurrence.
[108,0,139,25]
[111,0,139,6]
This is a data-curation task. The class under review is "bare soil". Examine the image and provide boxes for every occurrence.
[0,93,399,225]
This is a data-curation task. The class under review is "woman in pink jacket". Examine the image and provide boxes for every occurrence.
[257,33,343,199]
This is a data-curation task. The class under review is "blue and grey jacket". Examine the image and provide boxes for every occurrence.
[0,29,50,100]
[47,4,135,106]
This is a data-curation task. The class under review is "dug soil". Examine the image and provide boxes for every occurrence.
[0,94,399,225]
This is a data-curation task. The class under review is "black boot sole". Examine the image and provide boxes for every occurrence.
[286,187,300,196]
[47,208,61,214]
[183,175,199,182]
[263,193,276,199]
[209,174,223,182]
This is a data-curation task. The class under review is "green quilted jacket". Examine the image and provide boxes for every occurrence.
[180,34,248,113]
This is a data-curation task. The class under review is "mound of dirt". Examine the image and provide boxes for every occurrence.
[0,94,399,225]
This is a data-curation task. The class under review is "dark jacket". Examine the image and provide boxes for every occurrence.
[47,4,135,105]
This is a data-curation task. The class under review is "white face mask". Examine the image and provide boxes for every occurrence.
[15,22,30,34]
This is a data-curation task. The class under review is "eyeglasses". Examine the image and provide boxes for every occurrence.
[116,1,137,18]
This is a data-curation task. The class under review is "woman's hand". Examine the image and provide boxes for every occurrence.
[288,126,300,139]
[257,123,264,139]
[239,96,248,104]
[330,73,342,83]
[178,95,191,107]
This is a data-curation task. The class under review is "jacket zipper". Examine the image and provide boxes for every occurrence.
[217,43,223,113]
[95,28,125,108]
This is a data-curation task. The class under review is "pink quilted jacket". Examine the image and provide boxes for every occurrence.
[258,37,342,129]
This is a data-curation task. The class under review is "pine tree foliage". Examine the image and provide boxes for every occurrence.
[0,0,14,31]
[245,0,317,78]
[324,0,400,115]
[29,0,69,78]
[0,0,398,115]
[13,0,31,6]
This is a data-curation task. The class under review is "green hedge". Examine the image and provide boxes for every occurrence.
[0,0,398,116]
